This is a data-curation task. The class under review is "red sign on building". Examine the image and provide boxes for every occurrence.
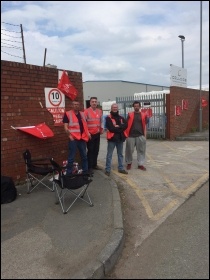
[175,105,181,116]
[201,97,208,107]
[182,99,188,110]
[141,108,153,117]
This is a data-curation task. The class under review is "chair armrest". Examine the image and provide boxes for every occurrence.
[31,157,52,162]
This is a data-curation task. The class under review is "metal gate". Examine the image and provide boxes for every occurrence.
[116,93,167,139]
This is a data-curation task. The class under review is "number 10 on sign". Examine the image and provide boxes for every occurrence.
[44,88,65,108]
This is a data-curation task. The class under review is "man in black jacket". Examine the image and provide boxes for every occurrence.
[105,103,128,176]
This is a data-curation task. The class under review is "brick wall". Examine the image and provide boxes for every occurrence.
[1,60,84,184]
[1,61,209,183]
[166,86,209,140]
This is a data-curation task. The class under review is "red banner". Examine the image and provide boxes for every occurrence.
[57,70,78,100]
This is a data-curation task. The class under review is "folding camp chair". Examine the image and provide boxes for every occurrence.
[23,149,55,194]
[50,159,93,214]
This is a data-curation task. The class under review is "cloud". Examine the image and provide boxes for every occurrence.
[1,1,209,87]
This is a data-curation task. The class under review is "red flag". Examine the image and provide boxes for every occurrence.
[57,70,78,100]
[12,123,54,139]
[201,97,208,107]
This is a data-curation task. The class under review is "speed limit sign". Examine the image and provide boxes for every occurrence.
[48,88,62,106]
[45,88,65,108]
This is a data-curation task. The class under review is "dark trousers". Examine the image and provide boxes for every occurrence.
[87,133,100,169]
[67,139,88,174]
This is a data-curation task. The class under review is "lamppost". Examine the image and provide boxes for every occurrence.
[178,35,185,68]
[199,1,202,132]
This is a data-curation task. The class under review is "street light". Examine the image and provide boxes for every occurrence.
[199,1,202,132]
[178,35,185,68]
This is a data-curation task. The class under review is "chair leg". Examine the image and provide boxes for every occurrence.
[53,177,93,214]
[26,173,54,193]
[54,183,67,214]
[26,173,31,194]
[65,186,93,214]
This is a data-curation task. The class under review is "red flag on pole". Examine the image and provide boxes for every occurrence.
[57,70,78,100]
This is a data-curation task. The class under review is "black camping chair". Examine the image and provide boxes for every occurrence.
[23,149,55,194]
[50,159,93,214]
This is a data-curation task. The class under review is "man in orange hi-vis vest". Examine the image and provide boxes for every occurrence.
[105,103,128,176]
[63,100,90,175]
[84,97,104,174]
[125,101,148,171]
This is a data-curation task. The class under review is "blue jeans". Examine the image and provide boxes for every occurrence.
[67,139,88,174]
[105,141,124,172]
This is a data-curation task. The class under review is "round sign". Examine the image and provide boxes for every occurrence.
[48,88,62,107]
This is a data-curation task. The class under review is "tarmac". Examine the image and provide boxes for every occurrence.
[1,129,209,279]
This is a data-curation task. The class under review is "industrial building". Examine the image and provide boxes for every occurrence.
[83,80,169,108]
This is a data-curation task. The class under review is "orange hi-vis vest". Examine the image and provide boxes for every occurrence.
[85,107,103,134]
[66,110,89,142]
[106,115,128,140]
[125,111,147,137]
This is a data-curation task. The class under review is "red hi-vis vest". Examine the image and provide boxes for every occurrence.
[106,115,128,140]
[84,107,103,134]
[66,110,89,142]
[125,111,147,137]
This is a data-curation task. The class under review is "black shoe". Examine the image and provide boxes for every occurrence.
[105,171,110,176]
[93,165,102,170]
[118,169,128,174]
[88,168,94,175]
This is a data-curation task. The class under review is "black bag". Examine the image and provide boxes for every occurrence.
[1,176,17,204]
[63,174,92,189]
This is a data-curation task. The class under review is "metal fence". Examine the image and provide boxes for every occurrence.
[116,93,167,139]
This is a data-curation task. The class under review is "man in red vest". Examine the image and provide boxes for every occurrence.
[63,100,90,175]
[105,103,128,176]
[125,101,148,171]
[84,97,104,174]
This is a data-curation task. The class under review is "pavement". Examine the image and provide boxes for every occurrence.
[1,129,209,279]
[175,129,209,141]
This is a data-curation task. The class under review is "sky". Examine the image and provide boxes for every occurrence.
[1,1,209,88]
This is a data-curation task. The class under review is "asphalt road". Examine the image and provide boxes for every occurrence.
[106,181,209,279]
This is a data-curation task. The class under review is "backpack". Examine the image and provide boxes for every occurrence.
[1,176,17,204]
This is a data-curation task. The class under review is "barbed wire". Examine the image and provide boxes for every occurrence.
[1,42,22,49]
[1,32,21,38]
[2,45,22,50]
[1,21,19,26]
[1,21,24,61]
[1,28,21,33]
[1,38,22,43]
[1,50,22,58]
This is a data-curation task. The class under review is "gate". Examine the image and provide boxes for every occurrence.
[116,92,167,139]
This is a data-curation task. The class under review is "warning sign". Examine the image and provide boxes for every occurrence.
[45,88,65,107]
[47,107,65,126]
[45,88,65,126]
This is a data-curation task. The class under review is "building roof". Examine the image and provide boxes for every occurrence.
[83,80,169,88]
